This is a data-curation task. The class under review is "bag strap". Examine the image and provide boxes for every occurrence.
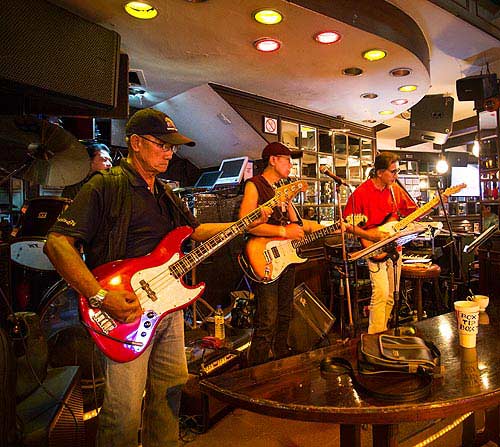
[320,357,432,402]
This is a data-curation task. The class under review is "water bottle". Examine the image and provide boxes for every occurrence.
[214,305,225,340]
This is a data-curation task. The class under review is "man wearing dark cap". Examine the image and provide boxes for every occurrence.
[45,108,269,447]
[62,141,113,199]
[239,141,326,365]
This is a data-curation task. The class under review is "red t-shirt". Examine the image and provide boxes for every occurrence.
[343,179,417,229]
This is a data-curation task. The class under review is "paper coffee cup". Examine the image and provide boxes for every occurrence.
[454,301,480,348]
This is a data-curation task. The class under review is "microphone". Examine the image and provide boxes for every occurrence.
[320,165,350,187]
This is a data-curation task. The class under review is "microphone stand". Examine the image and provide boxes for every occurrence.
[436,178,465,305]
[333,180,356,339]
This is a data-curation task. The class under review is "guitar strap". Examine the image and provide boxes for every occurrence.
[389,186,403,220]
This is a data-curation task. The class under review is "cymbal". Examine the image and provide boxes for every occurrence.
[0,116,90,187]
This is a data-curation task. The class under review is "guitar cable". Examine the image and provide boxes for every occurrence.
[80,320,143,347]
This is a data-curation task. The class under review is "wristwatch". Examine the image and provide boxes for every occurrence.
[88,289,108,308]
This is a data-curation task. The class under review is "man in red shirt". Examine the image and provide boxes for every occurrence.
[343,152,417,334]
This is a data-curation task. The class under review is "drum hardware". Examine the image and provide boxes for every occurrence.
[0,116,89,187]
[38,280,106,412]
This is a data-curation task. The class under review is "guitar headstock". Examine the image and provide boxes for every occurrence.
[345,213,368,227]
[273,180,308,202]
[443,183,467,197]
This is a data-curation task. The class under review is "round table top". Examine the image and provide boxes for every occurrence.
[201,303,499,425]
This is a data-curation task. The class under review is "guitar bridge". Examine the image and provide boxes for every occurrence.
[91,310,117,334]
[140,279,158,302]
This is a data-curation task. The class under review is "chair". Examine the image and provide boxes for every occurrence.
[401,264,441,320]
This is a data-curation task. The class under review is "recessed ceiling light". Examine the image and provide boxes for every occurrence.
[253,9,283,25]
[362,49,387,61]
[124,1,158,19]
[360,93,378,99]
[313,31,341,44]
[342,67,363,76]
[253,38,281,52]
[391,99,409,105]
[399,85,417,92]
[379,110,394,115]
[390,67,412,77]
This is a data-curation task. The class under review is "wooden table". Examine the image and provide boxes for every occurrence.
[200,305,500,446]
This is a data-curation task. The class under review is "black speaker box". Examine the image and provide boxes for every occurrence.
[410,95,454,145]
[288,283,336,353]
[456,74,498,101]
[0,0,120,112]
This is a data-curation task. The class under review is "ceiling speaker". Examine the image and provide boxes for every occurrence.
[410,95,454,145]
[456,74,498,101]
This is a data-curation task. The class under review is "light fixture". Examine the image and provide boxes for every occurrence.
[379,110,394,116]
[342,67,363,76]
[362,49,387,61]
[313,31,341,44]
[436,157,449,174]
[472,139,480,157]
[391,99,408,106]
[360,93,378,99]
[253,38,281,52]
[390,68,412,77]
[124,2,158,19]
[399,85,417,92]
[253,9,283,25]
[363,119,377,124]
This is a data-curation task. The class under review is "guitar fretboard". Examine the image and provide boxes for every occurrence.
[290,222,341,249]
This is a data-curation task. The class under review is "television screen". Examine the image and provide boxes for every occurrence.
[215,157,249,186]
[451,164,480,197]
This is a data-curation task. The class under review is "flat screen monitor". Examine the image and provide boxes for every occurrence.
[451,164,480,197]
[194,170,222,189]
[215,156,249,186]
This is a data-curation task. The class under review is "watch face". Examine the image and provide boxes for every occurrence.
[89,296,102,308]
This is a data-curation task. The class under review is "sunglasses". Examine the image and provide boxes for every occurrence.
[388,168,401,175]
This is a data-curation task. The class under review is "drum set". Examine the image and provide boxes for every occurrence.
[0,116,105,411]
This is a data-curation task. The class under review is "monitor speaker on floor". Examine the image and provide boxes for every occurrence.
[288,283,336,353]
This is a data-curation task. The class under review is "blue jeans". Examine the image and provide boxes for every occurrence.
[97,311,188,447]
[248,266,295,366]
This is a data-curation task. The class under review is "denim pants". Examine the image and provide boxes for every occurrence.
[97,311,188,447]
[367,256,402,334]
[248,266,295,366]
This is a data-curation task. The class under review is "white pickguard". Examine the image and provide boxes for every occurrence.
[266,239,307,280]
[130,253,204,315]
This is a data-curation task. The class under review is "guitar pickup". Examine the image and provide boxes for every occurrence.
[140,279,158,302]
[271,246,280,258]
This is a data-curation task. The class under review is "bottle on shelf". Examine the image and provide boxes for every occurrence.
[214,305,225,341]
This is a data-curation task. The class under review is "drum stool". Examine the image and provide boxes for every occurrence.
[401,264,441,321]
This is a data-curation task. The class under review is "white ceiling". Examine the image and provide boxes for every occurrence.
[49,0,499,152]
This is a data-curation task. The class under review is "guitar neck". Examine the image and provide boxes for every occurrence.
[172,192,288,277]
[291,221,341,249]
[394,196,441,231]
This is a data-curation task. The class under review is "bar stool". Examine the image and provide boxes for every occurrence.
[401,264,441,320]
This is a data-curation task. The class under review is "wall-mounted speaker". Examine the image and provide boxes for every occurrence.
[0,0,121,115]
[456,74,498,101]
[410,95,454,145]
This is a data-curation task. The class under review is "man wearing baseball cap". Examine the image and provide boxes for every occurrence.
[239,141,325,366]
[45,108,270,447]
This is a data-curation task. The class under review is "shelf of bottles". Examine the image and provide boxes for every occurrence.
[281,120,374,222]
[479,137,499,200]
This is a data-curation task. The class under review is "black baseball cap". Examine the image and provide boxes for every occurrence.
[262,142,303,160]
[126,108,195,147]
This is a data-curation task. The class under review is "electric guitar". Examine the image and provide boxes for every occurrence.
[359,183,466,262]
[241,214,367,283]
[78,180,307,363]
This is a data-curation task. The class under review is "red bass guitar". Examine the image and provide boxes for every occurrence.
[78,180,307,363]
